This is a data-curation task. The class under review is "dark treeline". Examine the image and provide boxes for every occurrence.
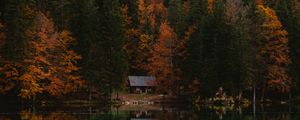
[0,0,299,103]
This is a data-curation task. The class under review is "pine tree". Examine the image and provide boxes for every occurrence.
[70,0,99,99]
[224,0,254,97]
[119,0,139,28]
[187,0,207,26]
[168,0,187,38]
[45,0,74,29]
[94,0,127,98]
[0,22,5,51]
[287,0,300,94]
[104,0,127,97]
[0,0,5,21]
[2,0,36,60]
[0,23,16,93]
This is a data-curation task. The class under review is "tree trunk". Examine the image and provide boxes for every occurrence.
[89,86,92,102]
[32,95,36,113]
[289,91,292,113]
[253,81,256,118]
[238,91,243,104]
[261,104,265,120]
[116,89,119,99]
[261,84,265,102]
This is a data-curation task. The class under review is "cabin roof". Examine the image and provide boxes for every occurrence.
[128,76,156,87]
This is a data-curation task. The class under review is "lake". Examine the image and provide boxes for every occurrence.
[0,103,300,120]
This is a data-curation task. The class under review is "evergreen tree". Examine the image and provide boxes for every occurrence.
[224,0,254,98]
[119,0,139,28]
[287,0,300,95]
[183,0,209,97]
[187,0,207,26]
[70,0,99,99]
[168,0,187,38]
[45,0,74,29]
[0,0,5,21]
[104,0,128,97]
[0,22,14,93]
[96,0,127,98]
[2,0,36,60]
[0,23,5,53]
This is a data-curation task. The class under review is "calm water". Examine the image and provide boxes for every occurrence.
[0,103,300,120]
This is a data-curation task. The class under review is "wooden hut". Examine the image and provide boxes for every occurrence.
[128,76,156,94]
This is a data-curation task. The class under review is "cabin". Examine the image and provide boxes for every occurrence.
[129,111,155,119]
[128,76,157,94]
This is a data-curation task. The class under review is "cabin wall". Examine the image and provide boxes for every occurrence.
[129,86,155,94]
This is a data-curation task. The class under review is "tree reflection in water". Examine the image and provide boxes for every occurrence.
[0,116,10,120]
[0,105,299,120]
[20,110,77,120]
[263,112,290,120]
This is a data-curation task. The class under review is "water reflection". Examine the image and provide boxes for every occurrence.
[0,104,299,120]
[20,110,78,120]
[130,111,154,118]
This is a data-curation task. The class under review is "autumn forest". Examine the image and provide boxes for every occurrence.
[0,0,300,104]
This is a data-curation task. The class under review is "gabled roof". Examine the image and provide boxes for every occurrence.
[128,76,156,87]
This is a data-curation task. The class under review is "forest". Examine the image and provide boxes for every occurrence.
[0,0,299,104]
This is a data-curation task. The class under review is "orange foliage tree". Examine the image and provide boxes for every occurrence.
[123,0,168,74]
[208,0,214,13]
[138,0,147,27]
[146,0,167,31]
[18,12,83,99]
[256,0,264,5]
[256,5,291,94]
[148,22,183,94]
[45,30,83,96]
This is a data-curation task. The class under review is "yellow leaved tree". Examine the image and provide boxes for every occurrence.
[18,12,83,99]
[256,5,291,95]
